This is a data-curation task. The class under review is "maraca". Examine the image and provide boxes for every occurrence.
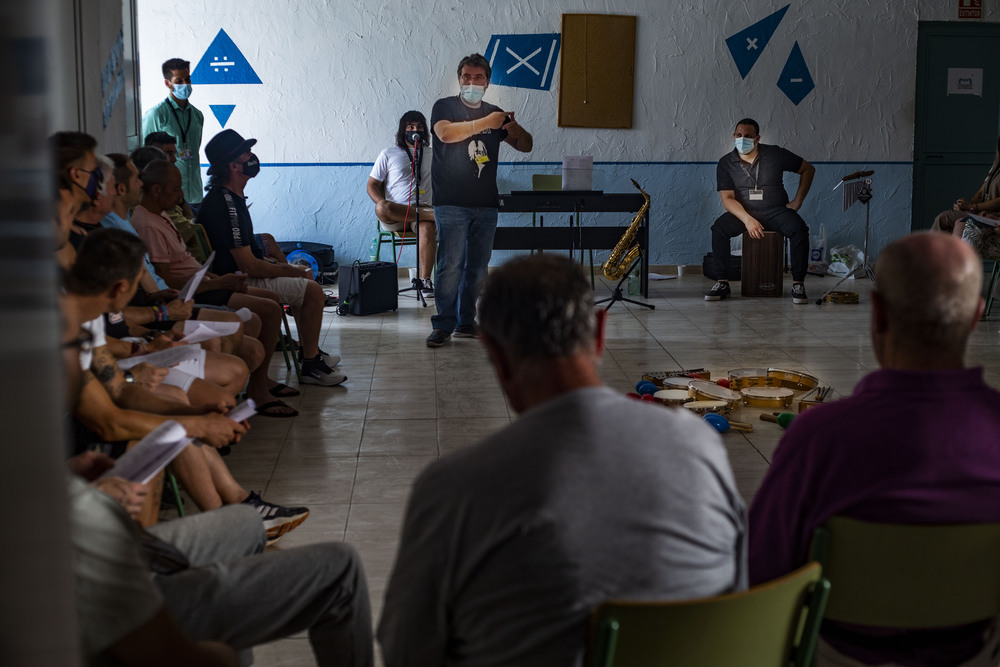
[703,413,754,433]
[760,412,796,428]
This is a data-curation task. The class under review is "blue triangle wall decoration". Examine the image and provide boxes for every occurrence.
[209,104,236,127]
[191,29,262,85]
[725,5,790,79]
[777,42,815,105]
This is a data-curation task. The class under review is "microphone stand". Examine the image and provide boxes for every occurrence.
[398,137,427,307]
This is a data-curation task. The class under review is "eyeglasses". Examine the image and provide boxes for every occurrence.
[459,74,488,85]
[62,329,94,354]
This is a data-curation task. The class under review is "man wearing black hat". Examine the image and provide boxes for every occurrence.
[197,129,346,387]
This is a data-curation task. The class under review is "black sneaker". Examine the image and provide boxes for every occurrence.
[426,328,451,347]
[791,282,809,305]
[242,491,310,543]
[301,355,347,386]
[421,278,434,296]
[704,281,732,301]
[453,323,479,338]
[298,347,341,367]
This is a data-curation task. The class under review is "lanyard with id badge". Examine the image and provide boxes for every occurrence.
[743,159,764,201]
[168,104,195,161]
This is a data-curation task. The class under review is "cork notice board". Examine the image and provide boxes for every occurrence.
[558,13,636,128]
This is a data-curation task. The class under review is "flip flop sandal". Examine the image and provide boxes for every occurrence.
[255,400,300,418]
[268,382,301,398]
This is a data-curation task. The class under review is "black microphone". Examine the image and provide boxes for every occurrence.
[407,131,424,146]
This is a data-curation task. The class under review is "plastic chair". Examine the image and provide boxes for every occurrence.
[279,306,302,383]
[586,562,829,667]
[810,517,1000,629]
[370,220,418,262]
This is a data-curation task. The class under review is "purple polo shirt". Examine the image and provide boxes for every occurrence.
[749,366,1000,665]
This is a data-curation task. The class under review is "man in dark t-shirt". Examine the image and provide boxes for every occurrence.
[425,53,533,348]
[707,118,815,304]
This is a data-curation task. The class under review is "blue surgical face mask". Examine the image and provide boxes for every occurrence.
[460,84,485,105]
[735,137,756,155]
[172,83,192,101]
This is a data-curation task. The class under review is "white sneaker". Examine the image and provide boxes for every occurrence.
[301,356,347,386]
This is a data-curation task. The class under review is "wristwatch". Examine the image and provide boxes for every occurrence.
[123,370,136,385]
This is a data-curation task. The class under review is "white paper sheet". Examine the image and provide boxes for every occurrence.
[117,344,202,370]
[562,155,594,191]
[100,421,192,484]
[177,251,216,302]
[180,320,241,345]
[227,398,258,423]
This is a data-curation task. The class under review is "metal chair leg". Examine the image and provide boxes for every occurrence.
[279,307,302,383]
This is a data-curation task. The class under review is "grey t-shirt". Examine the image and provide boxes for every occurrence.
[69,476,162,659]
[378,386,747,667]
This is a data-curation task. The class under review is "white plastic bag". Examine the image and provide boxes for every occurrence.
[829,244,864,277]
[808,224,828,275]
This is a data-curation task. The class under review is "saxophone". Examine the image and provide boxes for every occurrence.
[602,179,651,281]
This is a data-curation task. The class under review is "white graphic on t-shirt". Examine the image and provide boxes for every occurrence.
[468,140,488,178]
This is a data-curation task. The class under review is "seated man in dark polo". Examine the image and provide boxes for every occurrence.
[706,118,815,304]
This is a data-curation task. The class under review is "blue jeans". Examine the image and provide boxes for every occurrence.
[431,205,498,332]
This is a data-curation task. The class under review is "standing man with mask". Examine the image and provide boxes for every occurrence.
[142,58,204,208]
[706,118,815,304]
[425,53,533,348]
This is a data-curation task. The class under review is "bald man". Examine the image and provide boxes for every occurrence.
[749,232,1000,666]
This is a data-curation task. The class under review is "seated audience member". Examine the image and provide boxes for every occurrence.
[197,129,345,386]
[749,232,1000,666]
[931,134,1000,236]
[101,153,173,293]
[705,117,815,304]
[378,254,747,666]
[367,110,436,293]
[133,159,299,416]
[66,228,308,539]
[143,131,208,259]
[61,292,374,667]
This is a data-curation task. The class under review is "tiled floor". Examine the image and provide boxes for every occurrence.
[215,270,1000,665]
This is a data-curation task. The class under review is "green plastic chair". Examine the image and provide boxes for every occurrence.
[586,562,829,667]
[370,220,417,262]
[984,260,999,317]
[810,517,1000,629]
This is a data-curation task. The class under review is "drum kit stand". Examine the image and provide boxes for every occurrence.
[817,170,876,305]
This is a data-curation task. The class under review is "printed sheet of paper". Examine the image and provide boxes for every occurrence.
[227,398,257,423]
[177,251,216,302]
[965,213,1000,228]
[100,421,192,484]
[117,344,202,370]
[562,155,594,191]
[180,320,241,345]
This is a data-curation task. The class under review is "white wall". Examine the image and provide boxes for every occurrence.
[136,0,999,267]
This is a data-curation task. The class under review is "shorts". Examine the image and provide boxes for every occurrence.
[247,276,309,309]
[380,206,435,232]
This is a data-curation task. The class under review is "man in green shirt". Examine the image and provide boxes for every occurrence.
[142,58,204,206]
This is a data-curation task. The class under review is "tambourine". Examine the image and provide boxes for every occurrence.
[824,291,859,304]
[660,376,695,391]
[653,389,693,407]
[741,387,795,409]
[642,368,711,386]
[688,380,742,410]
[766,368,820,392]
[682,400,730,416]
[727,368,770,390]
